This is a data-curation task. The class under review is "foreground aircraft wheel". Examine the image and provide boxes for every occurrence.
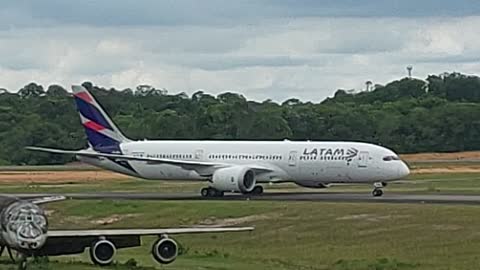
[18,260,27,270]
[372,188,383,197]
[251,186,264,195]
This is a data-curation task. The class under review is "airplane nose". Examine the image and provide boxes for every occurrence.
[398,162,410,178]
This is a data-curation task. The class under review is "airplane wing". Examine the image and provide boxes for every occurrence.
[0,194,66,205]
[27,146,219,167]
[47,226,254,237]
[39,226,254,260]
[29,195,66,205]
[26,146,275,174]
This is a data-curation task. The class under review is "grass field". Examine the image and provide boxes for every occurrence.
[4,200,480,270]
[1,163,480,269]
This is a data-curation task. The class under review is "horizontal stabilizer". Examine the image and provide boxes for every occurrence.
[26,146,81,155]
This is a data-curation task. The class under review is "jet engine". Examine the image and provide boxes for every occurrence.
[151,237,178,264]
[0,201,48,251]
[211,166,256,193]
[89,239,116,266]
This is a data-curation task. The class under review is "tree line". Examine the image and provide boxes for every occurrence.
[1,72,480,165]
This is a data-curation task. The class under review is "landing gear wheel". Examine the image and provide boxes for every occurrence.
[17,255,27,270]
[372,188,383,197]
[201,188,209,197]
[207,188,217,197]
[201,188,224,197]
[18,261,27,270]
[251,186,264,195]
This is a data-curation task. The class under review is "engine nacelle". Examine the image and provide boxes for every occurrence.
[211,166,256,193]
[152,237,178,264]
[0,201,48,251]
[90,239,116,266]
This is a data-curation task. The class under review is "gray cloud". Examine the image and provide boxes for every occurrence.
[1,1,480,101]
[2,0,480,29]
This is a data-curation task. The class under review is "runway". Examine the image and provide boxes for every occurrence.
[14,192,480,205]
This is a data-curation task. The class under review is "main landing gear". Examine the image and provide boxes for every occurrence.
[372,182,386,197]
[200,186,264,197]
[250,186,264,195]
[201,187,224,198]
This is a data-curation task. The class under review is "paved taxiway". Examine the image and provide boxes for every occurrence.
[13,192,480,205]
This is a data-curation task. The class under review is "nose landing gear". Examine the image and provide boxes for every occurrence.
[372,182,386,197]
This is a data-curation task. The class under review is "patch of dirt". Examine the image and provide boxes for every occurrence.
[336,214,373,221]
[198,214,276,227]
[337,214,410,222]
[358,224,418,236]
[0,171,129,183]
[412,167,480,174]
[402,151,480,162]
[44,210,56,216]
[432,224,463,231]
[357,228,390,236]
[91,214,140,226]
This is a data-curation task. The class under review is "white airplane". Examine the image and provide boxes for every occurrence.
[0,194,252,269]
[28,85,410,197]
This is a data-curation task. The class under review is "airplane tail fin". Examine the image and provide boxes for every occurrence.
[72,85,130,153]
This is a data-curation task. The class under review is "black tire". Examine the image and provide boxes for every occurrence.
[251,186,264,195]
[372,189,383,197]
[18,260,27,270]
[201,188,209,197]
[207,188,217,197]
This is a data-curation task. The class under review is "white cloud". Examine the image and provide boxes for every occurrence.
[1,16,480,101]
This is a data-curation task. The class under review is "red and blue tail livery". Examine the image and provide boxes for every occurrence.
[72,85,129,153]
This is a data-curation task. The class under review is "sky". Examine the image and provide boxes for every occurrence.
[1,0,480,102]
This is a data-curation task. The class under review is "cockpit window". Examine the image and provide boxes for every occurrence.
[383,155,401,161]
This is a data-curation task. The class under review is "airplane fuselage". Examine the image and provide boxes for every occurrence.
[79,140,410,186]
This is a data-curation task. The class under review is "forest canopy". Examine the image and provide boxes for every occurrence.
[1,72,480,165]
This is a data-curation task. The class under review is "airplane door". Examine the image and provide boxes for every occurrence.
[194,149,204,160]
[357,151,369,168]
[288,151,297,166]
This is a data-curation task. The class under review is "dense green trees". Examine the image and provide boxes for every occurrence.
[2,72,480,165]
